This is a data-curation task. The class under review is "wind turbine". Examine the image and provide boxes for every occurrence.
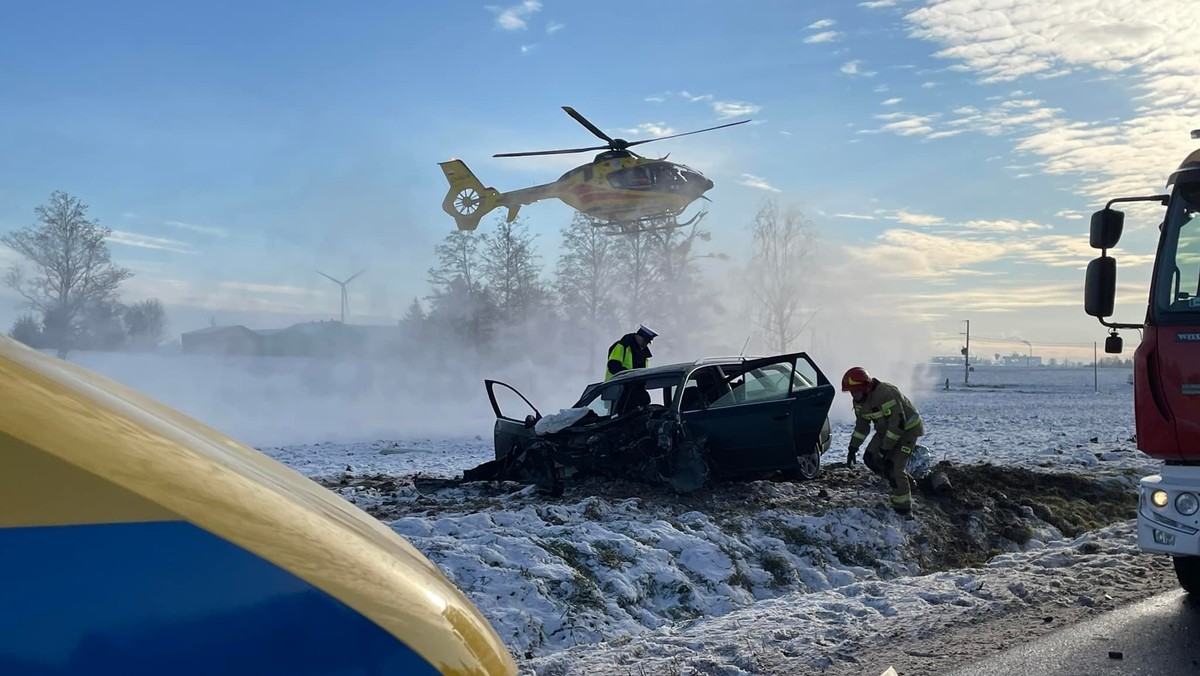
[316,268,367,323]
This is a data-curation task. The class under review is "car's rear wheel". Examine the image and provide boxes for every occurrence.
[782,442,821,481]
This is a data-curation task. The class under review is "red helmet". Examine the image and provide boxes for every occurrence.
[841,366,872,392]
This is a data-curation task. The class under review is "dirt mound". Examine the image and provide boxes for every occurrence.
[318,462,1140,578]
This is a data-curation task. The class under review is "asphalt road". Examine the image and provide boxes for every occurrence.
[943,590,1200,675]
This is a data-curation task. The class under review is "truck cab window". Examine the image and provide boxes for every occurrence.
[1158,182,1200,314]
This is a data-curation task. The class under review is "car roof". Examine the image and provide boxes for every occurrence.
[598,355,772,384]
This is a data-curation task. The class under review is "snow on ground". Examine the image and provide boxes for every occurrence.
[68,352,1166,673]
[526,521,1174,676]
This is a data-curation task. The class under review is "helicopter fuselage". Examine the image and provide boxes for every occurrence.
[438,106,742,232]
[498,153,714,225]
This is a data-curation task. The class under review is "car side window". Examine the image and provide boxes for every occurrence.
[680,366,728,411]
[708,361,797,408]
[743,365,792,402]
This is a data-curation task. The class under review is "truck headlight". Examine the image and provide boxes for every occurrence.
[1152,489,1170,508]
[1177,492,1200,516]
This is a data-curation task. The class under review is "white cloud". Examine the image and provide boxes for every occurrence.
[680,91,713,102]
[890,210,943,226]
[644,95,665,103]
[880,113,937,136]
[960,219,1053,232]
[489,0,542,30]
[520,44,535,54]
[165,220,226,237]
[107,230,195,254]
[874,84,890,93]
[904,0,1200,200]
[882,98,903,106]
[845,229,1004,279]
[807,19,836,30]
[622,123,675,137]
[712,101,761,119]
[1056,209,1085,220]
[840,60,877,77]
[738,174,781,192]
[834,213,877,220]
[804,31,841,44]
[921,81,939,88]
[863,94,1065,141]
[546,20,564,34]
[860,0,898,7]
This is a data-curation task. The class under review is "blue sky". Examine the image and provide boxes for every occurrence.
[1,0,1195,359]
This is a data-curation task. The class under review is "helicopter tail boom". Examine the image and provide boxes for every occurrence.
[438,160,503,231]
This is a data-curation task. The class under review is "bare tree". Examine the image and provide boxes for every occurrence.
[613,227,658,328]
[428,230,483,292]
[647,213,724,346]
[426,229,495,350]
[123,298,167,350]
[745,198,818,354]
[555,213,620,372]
[480,217,544,324]
[2,191,132,357]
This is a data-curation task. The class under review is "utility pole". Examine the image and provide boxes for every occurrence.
[1094,341,1098,392]
[961,319,971,384]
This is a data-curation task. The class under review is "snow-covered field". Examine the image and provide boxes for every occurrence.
[69,353,1171,674]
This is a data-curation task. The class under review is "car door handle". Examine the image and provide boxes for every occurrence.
[773,413,790,420]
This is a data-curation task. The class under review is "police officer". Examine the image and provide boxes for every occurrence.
[841,366,925,515]
[605,325,657,381]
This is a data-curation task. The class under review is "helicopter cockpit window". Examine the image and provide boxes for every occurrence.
[652,164,684,190]
[608,166,655,190]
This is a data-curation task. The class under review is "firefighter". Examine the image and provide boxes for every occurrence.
[841,366,925,515]
[604,324,657,381]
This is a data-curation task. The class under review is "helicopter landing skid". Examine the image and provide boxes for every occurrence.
[599,210,705,236]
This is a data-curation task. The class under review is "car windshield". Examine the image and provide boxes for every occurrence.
[579,375,678,418]
[1155,181,1200,316]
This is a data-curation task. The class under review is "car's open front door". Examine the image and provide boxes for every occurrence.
[484,380,541,461]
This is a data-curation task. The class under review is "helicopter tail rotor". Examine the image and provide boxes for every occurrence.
[438,160,503,231]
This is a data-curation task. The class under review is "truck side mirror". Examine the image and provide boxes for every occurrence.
[1105,331,1123,354]
[1085,256,1116,317]
[1090,208,1124,249]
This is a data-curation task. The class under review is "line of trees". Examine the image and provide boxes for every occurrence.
[403,198,819,373]
[3,191,166,357]
[1,191,818,365]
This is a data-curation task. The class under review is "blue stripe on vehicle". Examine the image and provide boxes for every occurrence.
[0,521,440,676]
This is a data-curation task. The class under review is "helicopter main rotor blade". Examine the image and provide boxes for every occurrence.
[493,144,611,158]
[562,106,614,144]
[625,119,752,148]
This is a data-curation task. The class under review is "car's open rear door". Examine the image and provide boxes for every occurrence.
[681,353,835,476]
[787,353,836,456]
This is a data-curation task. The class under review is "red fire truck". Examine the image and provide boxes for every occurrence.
[1085,129,1200,592]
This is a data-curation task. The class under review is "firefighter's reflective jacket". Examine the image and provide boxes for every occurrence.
[604,333,652,381]
[849,379,924,452]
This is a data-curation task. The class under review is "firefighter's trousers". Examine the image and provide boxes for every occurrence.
[864,422,924,513]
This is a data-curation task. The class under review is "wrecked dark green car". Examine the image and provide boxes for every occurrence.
[464,353,836,494]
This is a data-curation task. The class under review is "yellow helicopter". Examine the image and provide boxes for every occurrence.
[438,106,749,233]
